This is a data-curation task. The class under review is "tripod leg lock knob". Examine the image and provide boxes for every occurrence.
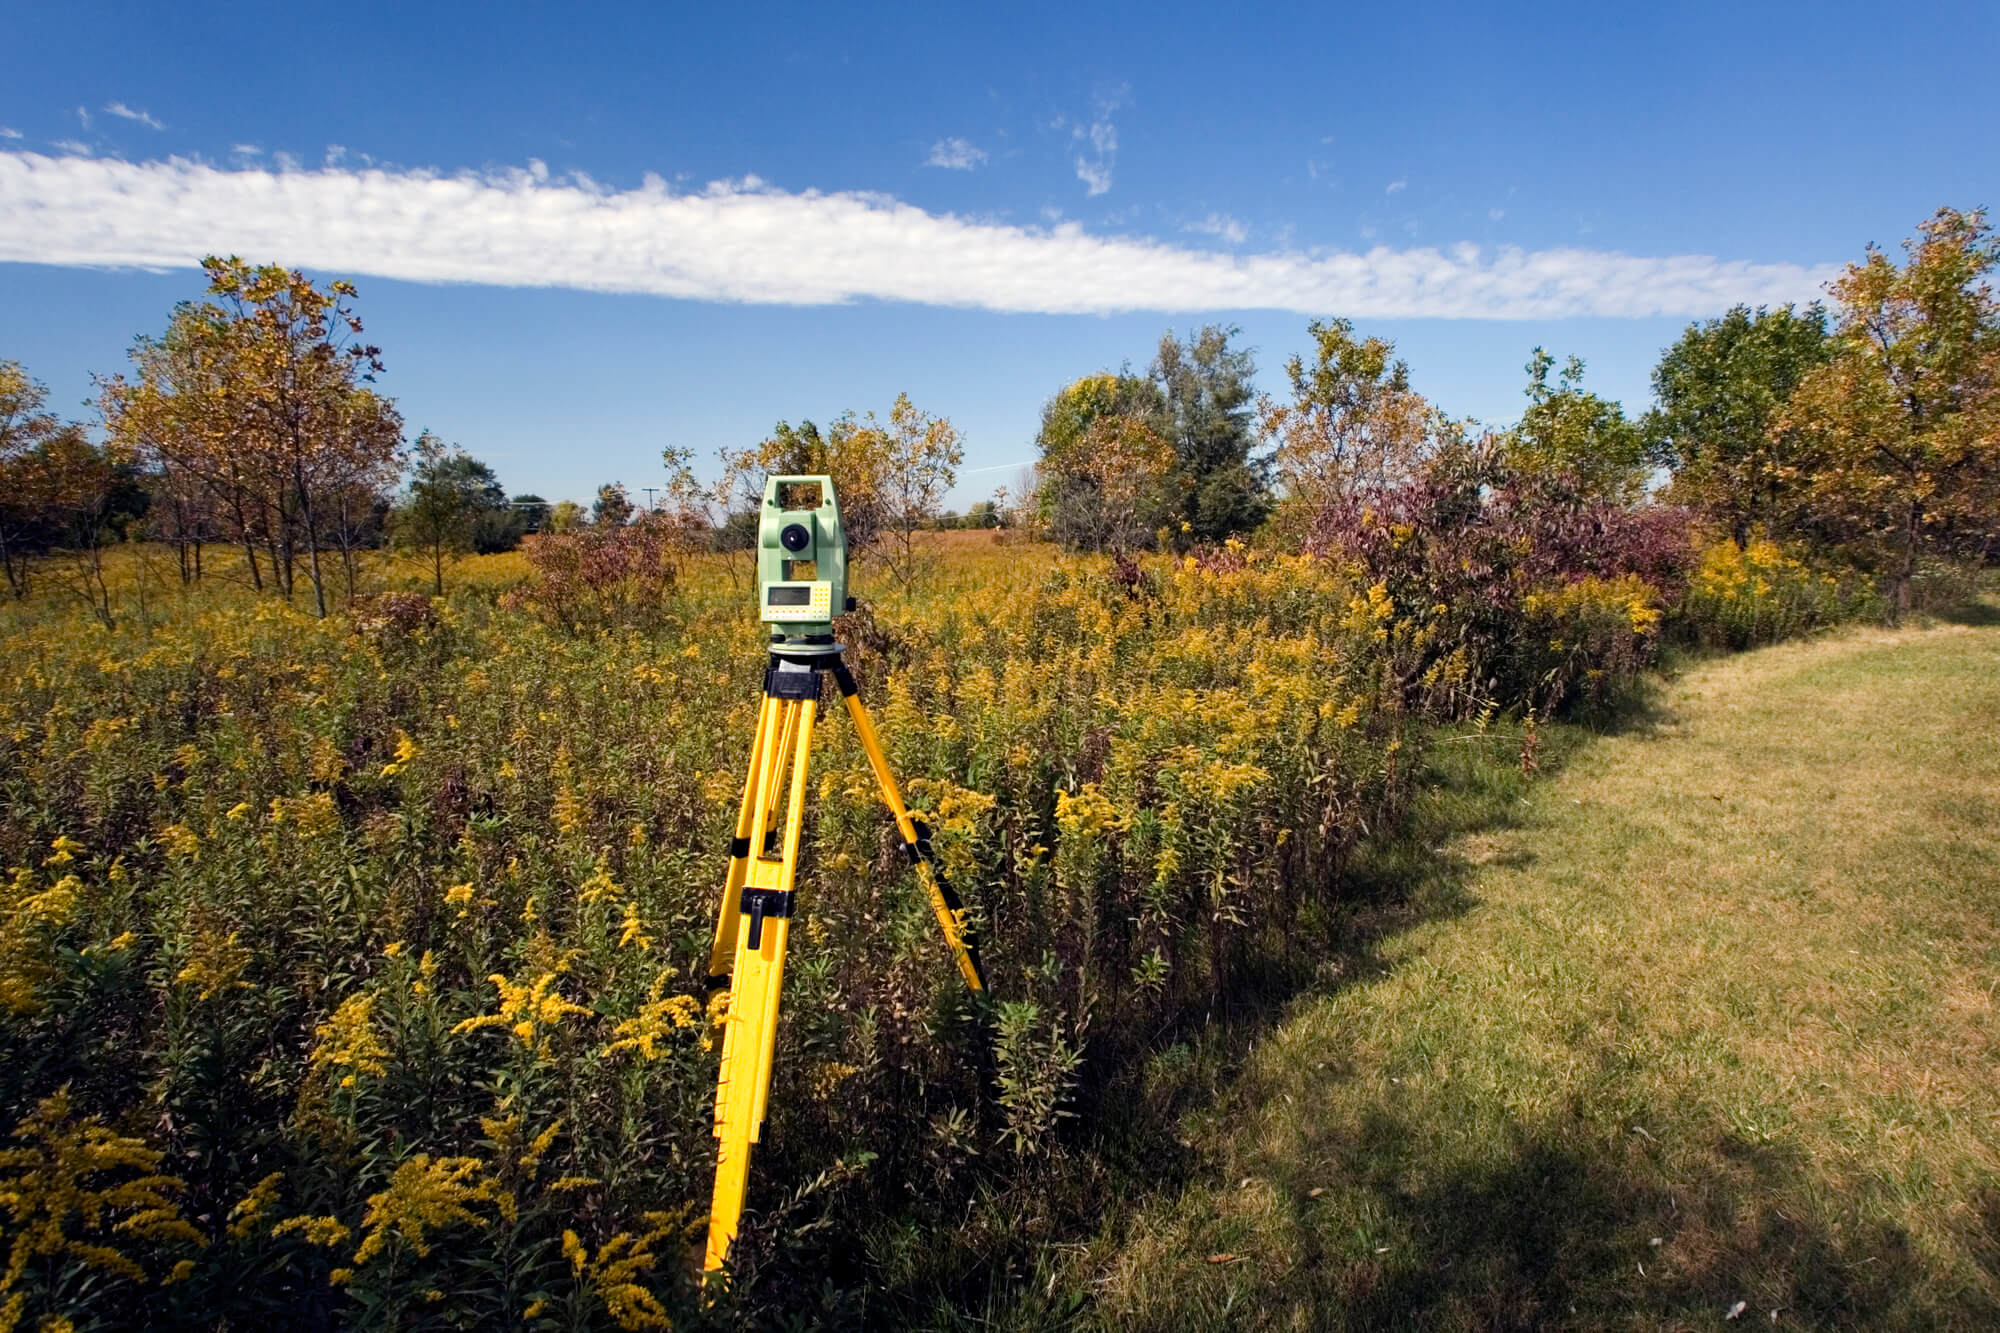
[739,888,795,949]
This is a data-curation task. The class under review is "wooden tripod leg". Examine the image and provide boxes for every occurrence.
[704,695,818,1274]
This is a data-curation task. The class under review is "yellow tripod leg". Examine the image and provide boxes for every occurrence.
[706,694,781,985]
[829,662,986,993]
[704,693,817,1273]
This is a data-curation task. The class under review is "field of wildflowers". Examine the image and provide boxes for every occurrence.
[0,523,1874,1329]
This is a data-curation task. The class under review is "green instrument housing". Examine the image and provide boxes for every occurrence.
[758,475,847,648]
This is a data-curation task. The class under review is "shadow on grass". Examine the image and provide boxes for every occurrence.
[1933,599,2000,627]
[1124,1104,1978,1333]
[840,694,1678,1330]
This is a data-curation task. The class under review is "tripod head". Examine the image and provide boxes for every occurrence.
[758,475,849,650]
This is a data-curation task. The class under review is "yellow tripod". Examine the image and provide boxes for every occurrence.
[701,648,985,1274]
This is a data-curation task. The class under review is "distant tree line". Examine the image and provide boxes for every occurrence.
[1026,207,2000,620]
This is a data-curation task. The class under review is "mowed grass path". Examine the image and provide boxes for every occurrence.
[1081,613,2000,1331]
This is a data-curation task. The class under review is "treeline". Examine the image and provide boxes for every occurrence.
[0,259,589,618]
[1022,206,2000,625]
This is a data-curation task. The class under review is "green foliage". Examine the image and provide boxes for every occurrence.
[1034,326,1268,552]
[1504,349,1648,502]
[393,434,511,594]
[1644,303,1829,544]
[1151,325,1268,542]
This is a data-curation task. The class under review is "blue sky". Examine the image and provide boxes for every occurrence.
[2,0,1995,508]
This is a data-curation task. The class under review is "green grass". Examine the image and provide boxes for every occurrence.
[1029,610,2000,1331]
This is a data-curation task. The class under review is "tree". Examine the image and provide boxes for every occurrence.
[1504,350,1647,502]
[510,494,551,536]
[0,361,77,598]
[1644,304,1830,546]
[877,393,963,586]
[593,484,634,529]
[1778,207,2000,618]
[1032,373,1177,551]
[1150,325,1268,541]
[394,434,506,594]
[548,500,588,534]
[35,431,128,628]
[98,259,404,613]
[721,416,887,553]
[1262,319,1438,539]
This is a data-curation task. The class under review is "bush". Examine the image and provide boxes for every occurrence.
[1300,445,1695,717]
[1675,536,1872,649]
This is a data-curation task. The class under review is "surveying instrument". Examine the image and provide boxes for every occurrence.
[700,476,987,1275]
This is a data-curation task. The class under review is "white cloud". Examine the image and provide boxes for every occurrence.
[1185,213,1249,246]
[1072,89,1123,196]
[0,128,20,140]
[103,101,165,130]
[0,151,1838,320]
[50,140,91,156]
[230,143,262,157]
[75,107,91,130]
[1386,179,1407,195]
[925,137,986,170]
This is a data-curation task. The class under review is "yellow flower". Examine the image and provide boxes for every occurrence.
[309,992,389,1086]
[351,1155,508,1266]
[271,1214,353,1248]
[453,970,591,1058]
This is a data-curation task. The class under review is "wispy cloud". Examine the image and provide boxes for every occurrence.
[1072,88,1124,196]
[1185,213,1249,246]
[50,140,91,157]
[0,152,1837,320]
[1386,178,1407,195]
[75,107,91,130]
[103,101,165,130]
[230,143,262,157]
[924,137,986,170]
[0,128,20,141]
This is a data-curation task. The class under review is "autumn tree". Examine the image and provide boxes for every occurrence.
[0,361,78,598]
[1504,349,1648,503]
[1262,319,1438,539]
[1032,373,1177,551]
[1644,304,1829,547]
[99,259,404,613]
[876,393,963,586]
[1779,207,2000,618]
[722,416,885,551]
[1151,325,1268,541]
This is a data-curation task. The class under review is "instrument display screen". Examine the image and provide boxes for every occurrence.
[767,586,811,607]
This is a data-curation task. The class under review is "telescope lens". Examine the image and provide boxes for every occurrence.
[780,522,812,553]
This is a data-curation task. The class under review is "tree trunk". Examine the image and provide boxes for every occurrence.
[1891,497,1922,624]
[432,540,444,597]
[296,469,328,618]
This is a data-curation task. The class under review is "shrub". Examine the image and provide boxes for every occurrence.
[1301,443,1695,716]
[1676,536,1872,649]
